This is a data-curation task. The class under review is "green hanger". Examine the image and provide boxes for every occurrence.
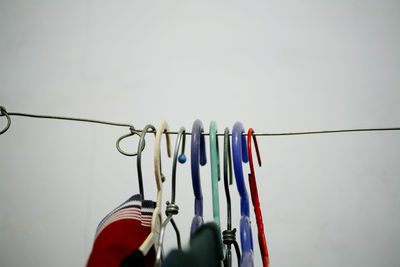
[209,121,221,225]
[209,121,224,252]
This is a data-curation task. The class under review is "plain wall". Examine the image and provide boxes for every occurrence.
[1,1,400,266]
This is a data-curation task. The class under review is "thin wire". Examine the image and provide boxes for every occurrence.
[148,127,400,136]
[250,127,400,136]
[7,112,135,130]
[2,109,400,137]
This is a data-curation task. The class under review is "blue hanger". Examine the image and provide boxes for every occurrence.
[190,119,207,235]
[232,121,254,267]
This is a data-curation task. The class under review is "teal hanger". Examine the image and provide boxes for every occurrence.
[209,121,225,253]
[209,121,221,225]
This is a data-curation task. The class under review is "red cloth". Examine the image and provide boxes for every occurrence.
[87,194,156,267]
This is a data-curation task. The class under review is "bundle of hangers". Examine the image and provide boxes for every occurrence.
[2,106,400,267]
[85,119,265,267]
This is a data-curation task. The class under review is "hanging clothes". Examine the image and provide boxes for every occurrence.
[161,222,224,267]
[86,194,156,267]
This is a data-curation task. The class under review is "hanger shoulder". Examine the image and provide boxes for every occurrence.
[139,210,162,254]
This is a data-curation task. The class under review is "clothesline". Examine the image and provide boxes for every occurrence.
[2,105,400,137]
[2,106,399,267]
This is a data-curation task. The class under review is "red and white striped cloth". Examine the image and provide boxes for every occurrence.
[87,194,156,267]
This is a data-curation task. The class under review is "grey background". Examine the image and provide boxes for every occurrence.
[1,1,400,266]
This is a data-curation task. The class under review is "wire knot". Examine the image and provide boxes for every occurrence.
[165,201,179,216]
[0,106,11,135]
[0,106,6,116]
[222,228,237,245]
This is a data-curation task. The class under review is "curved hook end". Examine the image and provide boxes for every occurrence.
[247,128,262,167]
[249,128,262,167]
[241,134,249,163]
[164,128,172,158]
[200,133,207,166]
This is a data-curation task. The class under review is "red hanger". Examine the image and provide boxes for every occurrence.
[247,128,269,267]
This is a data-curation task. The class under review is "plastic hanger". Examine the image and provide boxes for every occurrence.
[155,127,186,266]
[232,121,254,267]
[209,121,221,226]
[137,124,156,198]
[190,119,207,235]
[209,121,226,254]
[138,120,171,256]
[222,127,241,267]
[247,128,269,267]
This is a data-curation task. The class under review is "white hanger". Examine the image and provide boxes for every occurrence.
[139,120,171,255]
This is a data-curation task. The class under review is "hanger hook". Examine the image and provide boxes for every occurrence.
[232,121,249,203]
[154,126,186,263]
[209,121,222,234]
[0,106,11,135]
[171,127,186,204]
[232,121,254,261]
[190,119,207,235]
[154,120,172,198]
[223,127,233,228]
[222,127,241,266]
[248,128,269,267]
[247,128,262,169]
[137,125,156,198]
[210,121,221,182]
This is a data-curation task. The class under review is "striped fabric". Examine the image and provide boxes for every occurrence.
[87,194,156,267]
[95,194,155,238]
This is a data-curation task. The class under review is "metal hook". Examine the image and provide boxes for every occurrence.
[155,127,186,266]
[137,124,156,198]
[223,128,233,230]
[222,127,241,267]
[0,106,11,135]
[171,127,187,204]
[116,127,144,157]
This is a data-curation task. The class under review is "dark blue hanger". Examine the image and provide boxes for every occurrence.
[232,122,254,267]
[190,119,207,235]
